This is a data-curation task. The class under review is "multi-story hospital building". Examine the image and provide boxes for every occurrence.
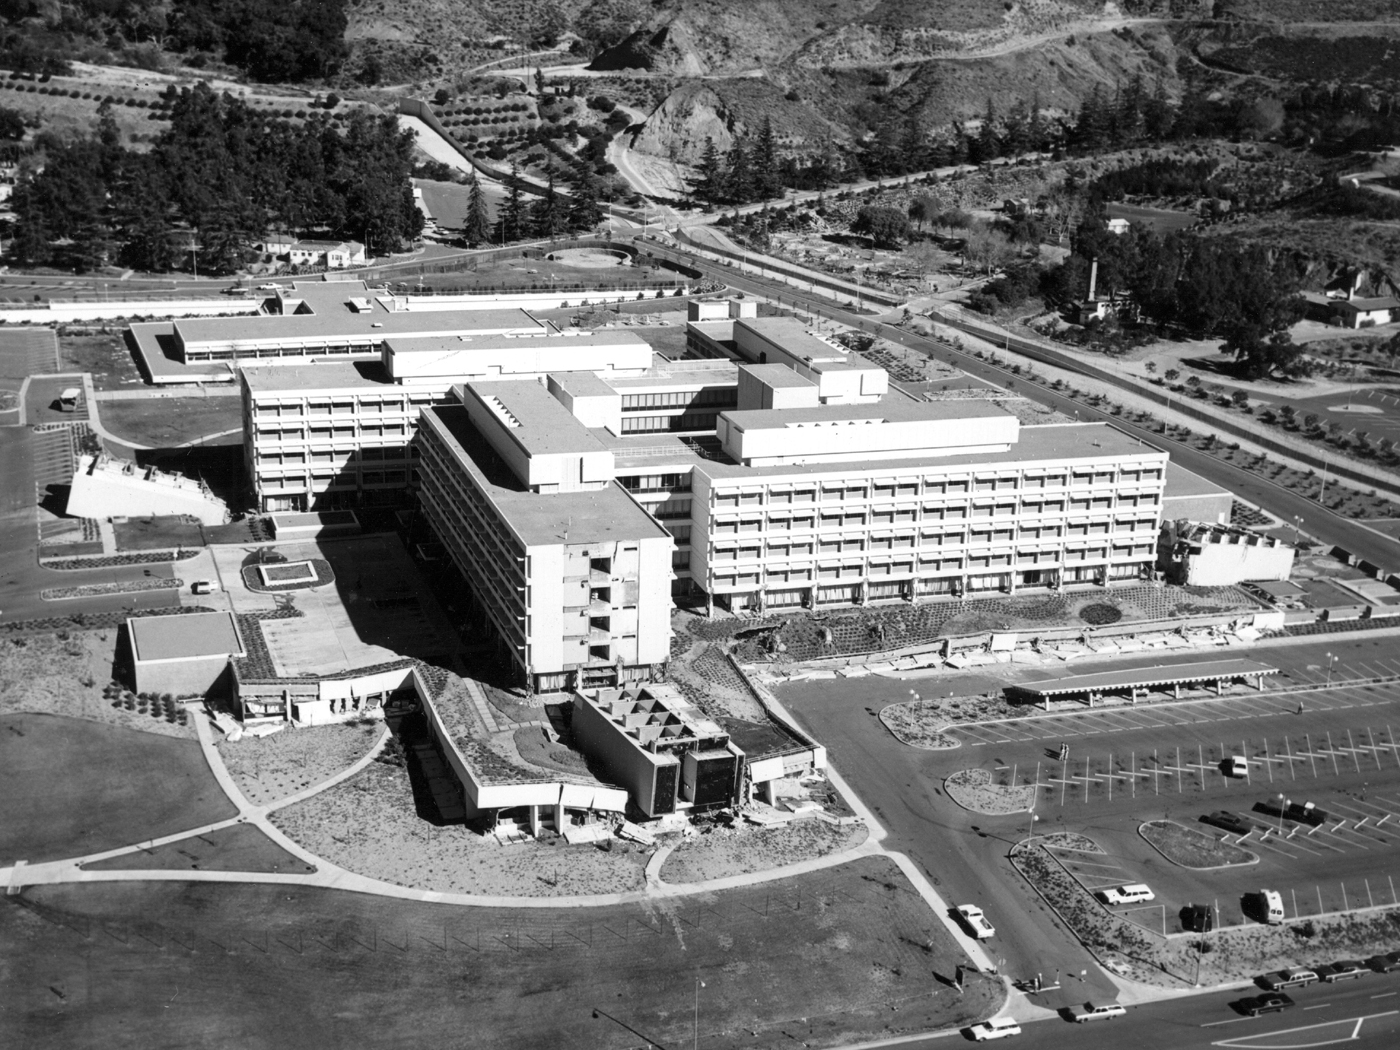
[237,304,1228,691]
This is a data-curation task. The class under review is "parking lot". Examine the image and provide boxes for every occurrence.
[950,682,1400,931]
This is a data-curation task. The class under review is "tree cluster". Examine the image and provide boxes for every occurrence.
[471,163,604,247]
[10,82,421,274]
[1048,223,1306,379]
[689,117,785,206]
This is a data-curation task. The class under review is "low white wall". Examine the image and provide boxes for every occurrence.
[399,288,687,313]
[0,300,261,324]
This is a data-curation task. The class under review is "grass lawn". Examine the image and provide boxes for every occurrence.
[97,396,243,448]
[112,515,206,552]
[80,824,314,875]
[217,721,384,806]
[0,713,236,865]
[2,856,1002,1050]
[58,334,144,391]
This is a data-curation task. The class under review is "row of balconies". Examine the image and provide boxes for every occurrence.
[708,475,1164,510]
[707,553,1155,591]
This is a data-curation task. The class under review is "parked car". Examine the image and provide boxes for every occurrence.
[1239,992,1295,1016]
[1181,903,1215,933]
[1100,884,1155,905]
[1259,968,1319,990]
[1203,811,1252,835]
[1367,953,1400,973]
[967,1018,1022,1041]
[1286,801,1328,826]
[1071,1003,1127,1023]
[955,904,996,939]
[1318,960,1369,983]
[190,580,218,595]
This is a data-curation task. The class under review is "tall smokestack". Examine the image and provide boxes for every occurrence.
[1088,257,1099,302]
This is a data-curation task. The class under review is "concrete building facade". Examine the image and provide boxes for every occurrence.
[414,382,673,694]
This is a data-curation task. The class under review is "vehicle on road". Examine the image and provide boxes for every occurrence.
[190,580,218,594]
[1367,953,1400,973]
[1318,960,1369,983]
[967,1018,1021,1041]
[1071,1003,1126,1023]
[1258,968,1319,990]
[1238,992,1295,1016]
[954,904,996,939]
[1100,884,1154,905]
[1203,811,1253,835]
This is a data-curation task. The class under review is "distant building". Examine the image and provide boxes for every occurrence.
[1157,521,1295,586]
[263,236,367,269]
[1106,217,1131,236]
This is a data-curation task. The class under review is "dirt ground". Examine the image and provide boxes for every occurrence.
[0,630,193,740]
[661,819,869,884]
[215,721,386,806]
[1139,819,1257,869]
[944,768,1035,815]
[269,759,651,897]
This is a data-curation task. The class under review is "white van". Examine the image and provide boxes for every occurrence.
[1259,889,1285,924]
[1229,755,1249,778]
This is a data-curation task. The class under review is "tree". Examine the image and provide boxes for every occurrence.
[691,137,724,204]
[497,164,527,243]
[724,139,752,203]
[907,195,938,230]
[1230,388,1250,410]
[0,105,24,141]
[1164,368,1180,382]
[462,172,491,246]
[529,167,567,238]
[752,116,780,201]
[851,205,908,249]
[568,175,603,232]
[964,224,1013,275]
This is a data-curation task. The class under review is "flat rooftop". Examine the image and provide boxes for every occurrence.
[741,363,818,388]
[720,397,1015,431]
[129,611,244,663]
[240,360,397,393]
[425,404,669,547]
[1013,659,1278,697]
[128,321,238,384]
[604,359,739,390]
[465,380,611,458]
[174,305,543,347]
[1163,460,1229,499]
[696,421,1157,480]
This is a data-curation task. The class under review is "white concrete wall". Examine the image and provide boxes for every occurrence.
[635,534,675,666]
[68,457,229,524]
[387,335,653,382]
[0,300,261,324]
[395,289,687,313]
[723,413,1018,467]
[527,544,566,675]
[1185,538,1295,586]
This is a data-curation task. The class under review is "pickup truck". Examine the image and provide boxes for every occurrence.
[954,904,996,939]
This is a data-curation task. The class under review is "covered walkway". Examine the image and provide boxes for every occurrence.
[1008,658,1278,709]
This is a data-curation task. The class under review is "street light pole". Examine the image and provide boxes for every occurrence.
[1277,793,1288,836]
[1326,652,1336,687]
[694,977,704,1050]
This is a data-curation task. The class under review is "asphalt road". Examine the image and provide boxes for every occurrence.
[645,242,1400,571]
[775,636,1400,1014]
[954,977,1400,1050]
